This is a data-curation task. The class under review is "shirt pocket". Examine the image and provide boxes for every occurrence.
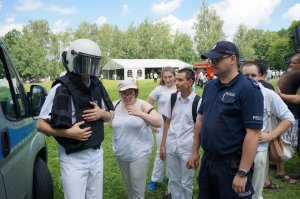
[220,94,236,115]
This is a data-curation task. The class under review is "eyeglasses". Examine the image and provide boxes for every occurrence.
[244,73,258,78]
[209,55,232,65]
[120,92,135,99]
[291,61,300,65]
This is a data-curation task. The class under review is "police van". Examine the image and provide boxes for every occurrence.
[0,39,53,199]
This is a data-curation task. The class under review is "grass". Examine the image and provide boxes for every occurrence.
[26,79,300,199]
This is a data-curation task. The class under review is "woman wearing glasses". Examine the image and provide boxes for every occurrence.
[111,79,162,199]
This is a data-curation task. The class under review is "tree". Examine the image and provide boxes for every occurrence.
[122,23,139,59]
[173,32,196,63]
[136,19,154,58]
[193,0,225,59]
[4,20,53,80]
[267,37,292,69]
[3,29,22,52]
[233,25,263,60]
[110,26,125,59]
[96,23,112,66]
[74,22,99,41]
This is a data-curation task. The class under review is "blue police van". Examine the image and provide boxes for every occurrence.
[0,39,53,199]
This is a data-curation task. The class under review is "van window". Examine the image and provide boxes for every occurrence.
[0,59,17,120]
[3,51,26,117]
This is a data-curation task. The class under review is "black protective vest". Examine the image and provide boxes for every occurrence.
[50,72,113,154]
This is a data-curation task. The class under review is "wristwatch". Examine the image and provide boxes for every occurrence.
[237,169,248,177]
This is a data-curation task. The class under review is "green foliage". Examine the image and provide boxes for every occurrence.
[173,33,196,64]
[267,37,292,69]
[193,0,226,59]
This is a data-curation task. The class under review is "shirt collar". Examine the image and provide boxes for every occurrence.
[178,91,196,102]
[215,72,242,88]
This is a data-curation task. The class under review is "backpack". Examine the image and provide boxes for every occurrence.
[170,92,201,123]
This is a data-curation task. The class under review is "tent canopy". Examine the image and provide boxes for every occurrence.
[102,59,192,70]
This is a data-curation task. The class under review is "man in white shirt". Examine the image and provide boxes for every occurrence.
[241,61,294,199]
[160,68,201,199]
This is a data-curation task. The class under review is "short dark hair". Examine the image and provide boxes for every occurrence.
[241,61,259,72]
[178,68,195,84]
[255,60,269,75]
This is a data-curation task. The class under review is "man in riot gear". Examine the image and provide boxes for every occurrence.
[37,39,114,199]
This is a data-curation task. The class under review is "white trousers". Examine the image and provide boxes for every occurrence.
[151,127,167,182]
[252,150,268,199]
[166,150,194,199]
[117,155,150,199]
[60,148,103,199]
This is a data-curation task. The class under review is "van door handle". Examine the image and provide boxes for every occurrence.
[1,128,11,158]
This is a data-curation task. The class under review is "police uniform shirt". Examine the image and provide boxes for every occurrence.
[199,73,263,156]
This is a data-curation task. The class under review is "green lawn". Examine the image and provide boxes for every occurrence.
[27,79,300,199]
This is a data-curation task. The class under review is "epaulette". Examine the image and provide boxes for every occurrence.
[246,77,260,88]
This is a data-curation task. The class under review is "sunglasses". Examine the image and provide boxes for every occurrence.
[209,55,232,65]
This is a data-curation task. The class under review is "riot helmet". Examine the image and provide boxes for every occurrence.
[65,39,102,76]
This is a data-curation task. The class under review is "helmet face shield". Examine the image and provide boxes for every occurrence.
[73,52,102,76]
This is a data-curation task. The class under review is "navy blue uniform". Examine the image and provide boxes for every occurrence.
[198,73,263,199]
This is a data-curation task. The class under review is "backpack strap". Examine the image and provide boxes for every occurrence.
[192,95,201,123]
[170,91,178,116]
[114,100,121,109]
[170,91,201,123]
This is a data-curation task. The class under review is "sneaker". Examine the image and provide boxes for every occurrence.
[148,181,157,192]
[162,191,171,199]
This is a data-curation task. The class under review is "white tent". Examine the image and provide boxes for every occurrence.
[102,59,192,80]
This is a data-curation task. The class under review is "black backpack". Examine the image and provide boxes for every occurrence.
[170,92,201,123]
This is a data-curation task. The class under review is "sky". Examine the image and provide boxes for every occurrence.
[0,0,300,38]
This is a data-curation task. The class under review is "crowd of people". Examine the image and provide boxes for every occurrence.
[36,38,300,199]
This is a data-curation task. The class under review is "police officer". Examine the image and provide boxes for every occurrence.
[187,41,264,199]
[37,39,114,199]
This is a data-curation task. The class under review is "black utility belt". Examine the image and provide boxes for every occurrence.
[204,151,241,161]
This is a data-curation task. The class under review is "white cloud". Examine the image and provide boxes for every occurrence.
[51,19,71,33]
[122,4,129,15]
[283,3,300,21]
[152,0,182,15]
[211,0,281,38]
[0,17,23,37]
[0,1,3,11]
[50,5,76,15]
[158,14,195,36]
[95,16,107,26]
[14,0,43,11]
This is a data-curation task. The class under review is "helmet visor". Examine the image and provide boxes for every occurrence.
[73,52,102,76]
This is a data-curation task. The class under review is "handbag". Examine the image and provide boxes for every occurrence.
[282,142,295,161]
[269,137,284,163]
[266,91,284,163]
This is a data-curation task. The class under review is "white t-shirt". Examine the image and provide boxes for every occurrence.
[164,92,201,154]
[258,83,295,152]
[112,99,154,161]
[39,82,104,164]
[149,85,176,116]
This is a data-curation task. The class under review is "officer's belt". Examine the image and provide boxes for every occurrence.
[204,151,241,161]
